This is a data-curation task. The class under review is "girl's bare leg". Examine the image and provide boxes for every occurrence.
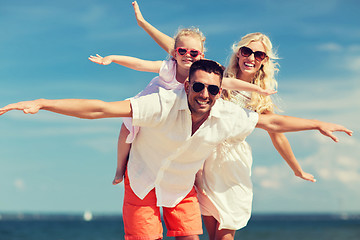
[113,124,131,185]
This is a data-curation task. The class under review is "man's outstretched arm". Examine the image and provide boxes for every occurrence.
[0,99,132,119]
[257,113,353,142]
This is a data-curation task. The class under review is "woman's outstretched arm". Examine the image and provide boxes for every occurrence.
[268,131,316,182]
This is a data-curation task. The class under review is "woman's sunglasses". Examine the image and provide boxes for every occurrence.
[192,82,220,96]
[176,47,202,58]
[239,46,267,61]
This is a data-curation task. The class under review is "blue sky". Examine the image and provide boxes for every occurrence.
[0,0,359,215]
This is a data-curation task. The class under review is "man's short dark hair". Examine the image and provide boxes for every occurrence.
[189,59,225,84]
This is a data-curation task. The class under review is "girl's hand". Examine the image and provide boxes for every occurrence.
[88,54,112,65]
[132,1,145,26]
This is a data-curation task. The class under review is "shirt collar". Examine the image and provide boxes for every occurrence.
[178,88,189,110]
[208,100,222,118]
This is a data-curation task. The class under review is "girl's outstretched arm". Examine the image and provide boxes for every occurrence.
[132,1,174,54]
[222,77,277,96]
[268,131,316,182]
[89,54,162,73]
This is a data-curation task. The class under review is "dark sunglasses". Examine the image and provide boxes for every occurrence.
[240,46,267,61]
[192,82,220,96]
[176,47,202,58]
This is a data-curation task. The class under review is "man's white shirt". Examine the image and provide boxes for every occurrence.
[128,88,258,207]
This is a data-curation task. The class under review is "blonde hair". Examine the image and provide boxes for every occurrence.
[173,27,206,53]
[224,32,279,113]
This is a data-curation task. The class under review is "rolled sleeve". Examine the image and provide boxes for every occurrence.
[130,88,179,128]
[242,109,259,136]
[130,93,160,127]
[225,106,259,140]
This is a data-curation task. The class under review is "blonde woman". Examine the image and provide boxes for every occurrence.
[198,33,314,239]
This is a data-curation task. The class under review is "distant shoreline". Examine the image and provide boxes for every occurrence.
[1,212,359,221]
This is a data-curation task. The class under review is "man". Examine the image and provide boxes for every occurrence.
[0,60,352,240]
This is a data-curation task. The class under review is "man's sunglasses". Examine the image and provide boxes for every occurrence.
[192,82,220,96]
[239,46,267,61]
[176,47,202,58]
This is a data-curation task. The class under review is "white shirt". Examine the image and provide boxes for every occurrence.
[123,59,182,143]
[128,87,258,207]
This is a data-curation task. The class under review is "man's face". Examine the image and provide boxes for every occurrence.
[185,70,222,118]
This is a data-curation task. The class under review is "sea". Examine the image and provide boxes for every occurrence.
[0,213,359,240]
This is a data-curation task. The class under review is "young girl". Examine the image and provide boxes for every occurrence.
[89,26,274,186]
[130,1,315,240]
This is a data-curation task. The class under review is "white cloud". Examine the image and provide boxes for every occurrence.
[347,56,360,72]
[302,139,360,185]
[315,43,360,73]
[1,124,119,139]
[259,179,281,190]
[14,179,25,191]
[253,166,269,177]
[2,110,121,124]
[76,137,117,153]
[278,77,360,131]
[317,42,360,53]
[317,43,343,52]
[335,170,360,183]
[317,168,331,180]
[253,164,290,190]
[336,155,359,168]
[349,45,360,52]
[251,135,360,213]
[246,73,359,202]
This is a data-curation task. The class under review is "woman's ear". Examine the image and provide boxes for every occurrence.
[236,49,241,57]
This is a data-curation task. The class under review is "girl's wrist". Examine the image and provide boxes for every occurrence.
[137,18,147,28]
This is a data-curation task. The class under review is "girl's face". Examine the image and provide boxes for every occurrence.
[236,40,268,81]
[174,36,204,70]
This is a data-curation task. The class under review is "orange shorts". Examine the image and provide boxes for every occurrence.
[122,172,203,240]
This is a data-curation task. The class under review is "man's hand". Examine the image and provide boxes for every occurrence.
[0,100,42,116]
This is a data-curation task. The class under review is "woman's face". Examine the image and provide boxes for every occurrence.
[236,40,267,81]
[174,36,204,71]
